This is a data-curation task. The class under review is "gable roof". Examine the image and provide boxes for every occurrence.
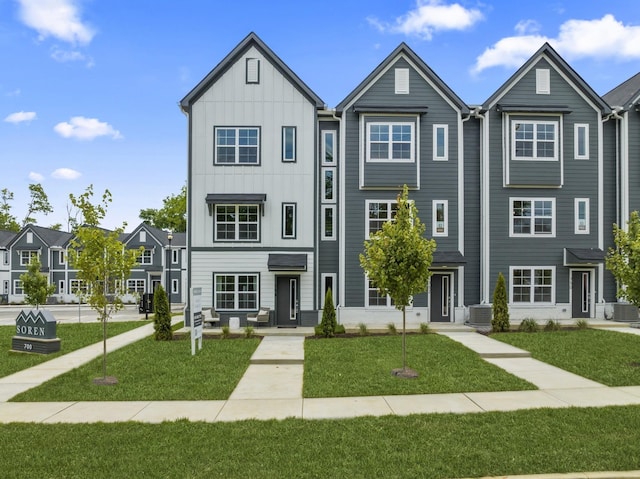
[7,224,73,249]
[602,71,640,110]
[482,42,610,114]
[336,42,469,114]
[0,230,16,247]
[179,32,324,111]
[124,223,186,247]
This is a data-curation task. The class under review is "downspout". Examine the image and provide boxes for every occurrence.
[470,106,489,304]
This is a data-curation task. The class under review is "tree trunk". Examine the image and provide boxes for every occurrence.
[102,304,107,379]
[402,305,406,370]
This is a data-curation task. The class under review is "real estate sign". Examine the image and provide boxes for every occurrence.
[191,287,203,356]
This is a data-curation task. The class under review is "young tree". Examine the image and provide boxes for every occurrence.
[19,258,55,309]
[153,285,173,341]
[139,185,186,233]
[0,188,20,232]
[491,272,510,332]
[606,211,640,306]
[360,184,436,377]
[22,183,53,226]
[68,185,141,384]
[319,288,337,338]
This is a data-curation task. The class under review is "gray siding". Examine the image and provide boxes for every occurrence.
[602,119,618,302]
[463,118,481,305]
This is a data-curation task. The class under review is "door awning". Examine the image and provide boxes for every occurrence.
[496,104,572,114]
[432,251,466,267]
[564,248,605,265]
[268,254,307,271]
[205,193,266,204]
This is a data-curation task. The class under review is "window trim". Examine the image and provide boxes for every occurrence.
[512,120,559,161]
[365,276,395,308]
[139,249,153,265]
[282,203,297,239]
[510,197,556,238]
[321,130,337,165]
[70,279,88,296]
[322,167,336,203]
[59,250,66,265]
[574,123,589,160]
[432,200,448,237]
[20,250,39,266]
[509,266,555,305]
[171,249,179,264]
[575,198,590,235]
[246,58,260,84]
[433,124,448,161]
[14,279,23,295]
[536,68,550,95]
[320,273,337,309]
[214,126,261,165]
[365,200,398,239]
[321,205,335,241]
[127,279,146,294]
[213,273,259,311]
[366,122,415,163]
[214,204,261,242]
[395,68,409,94]
[171,278,179,295]
[282,126,296,163]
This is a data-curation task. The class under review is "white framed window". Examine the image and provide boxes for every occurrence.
[282,203,296,239]
[14,280,23,295]
[433,200,448,236]
[127,279,145,294]
[510,267,555,304]
[215,205,260,242]
[171,279,179,295]
[59,250,66,265]
[2,250,8,265]
[20,250,38,266]
[395,68,409,94]
[321,273,337,308]
[246,58,260,84]
[321,205,335,241]
[510,198,555,237]
[322,130,336,165]
[433,124,448,161]
[214,274,258,311]
[138,249,153,264]
[366,200,398,239]
[366,277,395,307]
[282,126,296,162]
[3,280,8,294]
[215,127,260,165]
[574,124,589,159]
[140,231,146,242]
[536,68,550,94]
[172,249,179,264]
[58,280,65,294]
[70,279,88,295]
[322,167,336,203]
[575,198,589,234]
[366,123,414,162]
[512,121,558,161]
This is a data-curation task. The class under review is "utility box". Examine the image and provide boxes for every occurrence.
[469,305,492,325]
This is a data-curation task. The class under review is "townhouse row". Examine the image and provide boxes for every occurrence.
[0,223,186,306]
[179,33,640,327]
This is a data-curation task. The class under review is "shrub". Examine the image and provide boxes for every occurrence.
[221,325,230,339]
[335,324,345,334]
[575,319,589,330]
[358,323,369,336]
[419,322,430,334]
[491,272,510,332]
[544,320,561,332]
[153,285,173,341]
[387,323,397,335]
[518,318,539,333]
[319,288,337,337]
[244,326,255,338]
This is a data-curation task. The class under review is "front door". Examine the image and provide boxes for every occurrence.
[151,277,162,293]
[276,276,299,327]
[430,273,453,322]
[572,270,591,318]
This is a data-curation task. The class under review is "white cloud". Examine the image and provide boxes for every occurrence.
[50,47,94,66]
[28,171,44,181]
[515,19,541,36]
[17,0,95,45]
[368,0,483,40]
[473,14,640,73]
[53,116,123,141]
[51,167,82,180]
[4,111,37,124]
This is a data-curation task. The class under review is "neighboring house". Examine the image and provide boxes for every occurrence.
[0,230,16,303]
[478,43,612,320]
[334,43,470,326]
[180,32,326,327]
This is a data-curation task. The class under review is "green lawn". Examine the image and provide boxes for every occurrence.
[1,321,149,379]
[493,329,640,386]
[11,336,260,401]
[304,333,535,397]
[2,406,640,478]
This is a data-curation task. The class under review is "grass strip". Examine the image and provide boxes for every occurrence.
[11,336,260,401]
[304,333,535,397]
[1,321,149,378]
[493,329,640,386]
[1,406,640,478]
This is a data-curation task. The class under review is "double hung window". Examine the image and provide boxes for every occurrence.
[214,274,258,310]
[20,251,38,266]
[513,121,558,160]
[511,198,555,237]
[215,205,260,241]
[367,123,414,162]
[215,127,260,164]
[511,268,554,304]
[366,201,398,238]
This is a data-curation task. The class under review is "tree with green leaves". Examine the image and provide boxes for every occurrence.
[319,288,337,338]
[491,272,510,332]
[139,185,186,233]
[19,258,55,309]
[606,211,640,307]
[360,184,436,377]
[153,285,173,341]
[22,183,53,226]
[68,185,141,384]
[0,188,20,232]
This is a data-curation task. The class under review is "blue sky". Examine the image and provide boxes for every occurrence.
[2,0,640,230]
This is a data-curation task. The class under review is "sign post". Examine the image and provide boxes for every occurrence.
[191,287,203,356]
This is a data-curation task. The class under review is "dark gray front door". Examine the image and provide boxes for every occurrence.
[430,273,452,322]
[572,270,590,318]
[276,276,298,327]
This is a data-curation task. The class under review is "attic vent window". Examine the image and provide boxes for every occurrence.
[395,68,409,94]
[26,232,33,244]
[536,68,550,95]
[246,58,260,84]
[140,231,146,242]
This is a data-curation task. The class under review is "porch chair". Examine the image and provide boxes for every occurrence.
[246,307,270,326]
[203,308,220,328]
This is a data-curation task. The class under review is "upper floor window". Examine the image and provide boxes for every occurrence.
[395,68,409,94]
[433,125,448,161]
[282,126,296,162]
[536,69,550,94]
[511,198,555,237]
[215,127,260,165]
[433,200,448,237]
[139,231,146,242]
[282,203,296,239]
[513,121,558,161]
[321,206,335,241]
[26,232,33,243]
[366,200,398,238]
[20,250,38,266]
[2,250,8,265]
[138,249,153,264]
[172,249,179,264]
[246,58,260,84]
[59,250,66,265]
[215,205,260,242]
[575,198,589,234]
[323,168,336,203]
[367,123,414,162]
[511,267,554,304]
[322,131,336,165]
[574,124,589,160]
